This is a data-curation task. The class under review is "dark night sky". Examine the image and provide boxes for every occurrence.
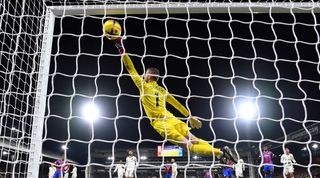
[42,11,320,165]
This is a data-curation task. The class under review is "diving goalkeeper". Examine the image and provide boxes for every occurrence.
[111,37,237,163]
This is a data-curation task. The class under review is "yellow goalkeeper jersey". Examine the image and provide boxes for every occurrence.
[121,54,190,120]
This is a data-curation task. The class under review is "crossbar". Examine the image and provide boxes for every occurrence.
[48,2,320,16]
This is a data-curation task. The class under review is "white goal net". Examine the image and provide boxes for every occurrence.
[1,1,320,178]
[0,0,45,177]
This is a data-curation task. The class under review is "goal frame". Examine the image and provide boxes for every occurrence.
[27,9,55,178]
[28,2,320,178]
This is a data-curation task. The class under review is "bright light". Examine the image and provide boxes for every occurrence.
[141,156,147,160]
[2,151,8,155]
[11,127,16,131]
[312,144,318,149]
[82,103,100,123]
[238,101,257,120]
[107,156,114,160]
[193,155,198,160]
[61,145,68,150]
[301,147,307,151]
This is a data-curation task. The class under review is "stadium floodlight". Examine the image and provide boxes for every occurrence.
[312,144,318,149]
[107,156,114,160]
[193,155,198,160]
[11,127,16,131]
[2,151,9,155]
[301,147,307,151]
[237,101,257,120]
[82,103,100,123]
[140,156,147,160]
[61,145,68,150]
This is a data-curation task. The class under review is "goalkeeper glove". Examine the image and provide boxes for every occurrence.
[112,37,125,54]
[189,117,202,129]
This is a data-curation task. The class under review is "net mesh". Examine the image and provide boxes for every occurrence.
[1,0,320,178]
[0,0,45,177]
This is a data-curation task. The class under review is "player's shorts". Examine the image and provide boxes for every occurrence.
[151,115,191,143]
[172,173,178,178]
[283,166,294,175]
[125,169,135,177]
[53,171,62,178]
[118,172,124,178]
[235,170,243,177]
[165,173,172,178]
[223,168,233,178]
[263,165,274,173]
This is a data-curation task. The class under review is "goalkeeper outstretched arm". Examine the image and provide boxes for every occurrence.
[113,38,144,91]
[121,53,144,90]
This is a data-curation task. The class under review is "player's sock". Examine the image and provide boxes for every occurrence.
[190,144,213,156]
[197,139,221,157]
[269,174,273,178]
[189,139,221,157]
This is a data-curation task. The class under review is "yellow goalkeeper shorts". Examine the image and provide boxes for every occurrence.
[151,116,191,143]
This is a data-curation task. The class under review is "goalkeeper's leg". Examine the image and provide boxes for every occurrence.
[182,134,220,156]
[152,119,222,158]
[168,121,237,163]
[183,132,237,163]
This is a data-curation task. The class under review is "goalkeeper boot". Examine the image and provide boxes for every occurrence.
[221,146,238,164]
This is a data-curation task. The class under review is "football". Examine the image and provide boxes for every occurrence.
[103,19,122,40]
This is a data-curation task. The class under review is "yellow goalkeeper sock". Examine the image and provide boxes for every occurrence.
[189,139,221,157]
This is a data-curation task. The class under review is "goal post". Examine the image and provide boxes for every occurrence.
[0,1,320,178]
[0,0,46,177]
[27,9,55,178]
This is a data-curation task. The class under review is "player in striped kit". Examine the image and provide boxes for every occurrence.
[53,156,65,178]
[163,160,172,178]
[223,159,234,178]
[280,148,296,178]
[261,146,276,178]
